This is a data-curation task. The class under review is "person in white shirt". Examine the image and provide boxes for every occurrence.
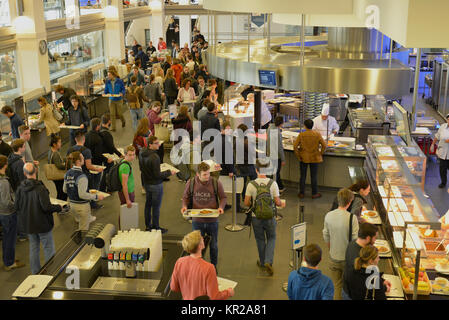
[323,188,359,300]
[313,103,339,138]
[431,114,449,188]
[247,93,272,129]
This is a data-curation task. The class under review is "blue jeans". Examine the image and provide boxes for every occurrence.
[89,171,102,208]
[252,217,276,265]
[69,129,76,146]
[28,231,55,274]
[144,183,163,229]
[299,162,319,195]
[0,213,18,267]
[192,220,219,267]
[130,108,145,131]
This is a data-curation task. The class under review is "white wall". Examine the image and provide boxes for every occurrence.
[125,16,151,47]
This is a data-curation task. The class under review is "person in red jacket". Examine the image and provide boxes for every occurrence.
[171,58,183,87]
[170,230,235,300]
[157,37,167,51]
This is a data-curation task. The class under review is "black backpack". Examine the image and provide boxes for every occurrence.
[106,160,132,192]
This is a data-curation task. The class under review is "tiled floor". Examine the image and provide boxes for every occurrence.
[0,93,447,300]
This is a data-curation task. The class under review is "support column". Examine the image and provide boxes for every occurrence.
[149,0,165,47]
[12,0,51,92]
[179,0,191,47]
[104,0,125,64]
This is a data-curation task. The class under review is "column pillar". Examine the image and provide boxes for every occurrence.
[104,0,125,64]
[149,0,165,46]
[12,0,51,92]
[179,0,191,48]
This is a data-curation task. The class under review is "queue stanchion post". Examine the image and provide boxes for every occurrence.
[225,175,245,232]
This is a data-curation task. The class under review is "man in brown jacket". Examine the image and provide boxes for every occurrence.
[293,119,326,199]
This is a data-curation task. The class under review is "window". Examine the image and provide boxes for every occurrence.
[48,30,105,82]
[44,0,104,20]
[0,50,18,94]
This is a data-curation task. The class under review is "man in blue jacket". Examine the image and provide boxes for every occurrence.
[104,67,126,131]
[287,243,334,300]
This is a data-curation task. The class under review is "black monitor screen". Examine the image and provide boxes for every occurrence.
[258,70,277,87]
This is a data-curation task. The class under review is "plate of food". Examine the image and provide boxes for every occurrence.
[435,259,449,274]
[374,240,391,255]
[362,210,379,218]
[431,277,449,295]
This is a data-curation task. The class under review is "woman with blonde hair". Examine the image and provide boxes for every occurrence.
[344,245,390,300]
[164,68,178,106]
[36,96,61,136]
[170,230,235,300]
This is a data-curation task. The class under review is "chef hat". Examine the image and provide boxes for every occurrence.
[321,103,330,116]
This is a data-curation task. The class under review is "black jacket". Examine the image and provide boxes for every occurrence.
[65,105,89,130]
[139,148,171,185]
[0,140,12,157]
[15,179,62,234]
[200,112,221,136]
[345,267,387,300]
[57,87,77,111]
[164,77,178,97]
[85,129,105,165]
[7,153,25,191]
[219,133,236,175]
[99,127,121,158]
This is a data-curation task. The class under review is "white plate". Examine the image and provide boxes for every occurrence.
[184,209,220,218]
[374,240,391,255]
[362,210,379,218]
[435,264,449,275]
[13,275,54,298]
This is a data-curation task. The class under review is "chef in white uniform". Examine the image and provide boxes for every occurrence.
[312,103,339,137]
[248,93,272,128]
[431,114,449,188]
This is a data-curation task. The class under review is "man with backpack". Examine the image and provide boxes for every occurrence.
[116,146,136,208]
[181,162,227,273]
[244,160,285,276]
[126,75,149,131]
[322,188,359,300]
[7,139,26,192]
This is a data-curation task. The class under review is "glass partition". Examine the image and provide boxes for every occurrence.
[48,30,105,82]
[0,0,11,27]
[124,0,149,8]
[44,0,104,20]
[0,49,18,94]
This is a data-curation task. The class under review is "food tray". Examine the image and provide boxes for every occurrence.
[430,278,449,295]
[103,153,121,162]
[361,210,382,225]
[382,274,404,298]
[50,197,68,207]
[59,125,82,129]
[88,190,110,199]
[374,239,392,257]
[160,163,179,173]
[398,267,431,295]
[184,209,220,218]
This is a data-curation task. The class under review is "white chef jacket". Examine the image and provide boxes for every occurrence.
[312,115,340,136]
[261,100,272,127]
[435,123,449,160]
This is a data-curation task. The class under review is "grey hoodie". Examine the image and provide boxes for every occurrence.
[0,174,15,215]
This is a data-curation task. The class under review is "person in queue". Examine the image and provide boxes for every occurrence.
[430,113,449,188]
[139,135,175,233]
[171,58,183,87]
[104,66,126,131]
[144,74,164,107]
[7,139,26,192]
[65,95,90,146]
[0,134,12,157]
[342,223,379,300]
[287,244,334,300]
[48,134,67,201]
[163,68,178,106]
[312,103,339,138]
[126,75,149,131]
[0,155,25,271]
[127,66,145,88]
[64,151,104,231]
[181,162,227,273]
[66,131,104,209]
[170,230,234,300]
[196,76,206,98]
[247,92,272,130]
[1,106,24,140]
[267,116,286,194]
[118,146,136,210]
[244,160,285,276]
[195,91,212,120]
[322,188,359,300]
[15,162,63,274]
[171,105,193,145]
[345,245,390,300]
[180,66,190,86]
[133,118,151,194]
[177,79,196,104]
[18,125,38,166]
[146,101,169,163]
[36,96,61,137]
[55,85,77,111]
[293,119,326,199]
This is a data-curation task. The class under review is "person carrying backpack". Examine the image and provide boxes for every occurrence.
[126,75,149,131]
[244,160,285,276]
[181,162,227,273]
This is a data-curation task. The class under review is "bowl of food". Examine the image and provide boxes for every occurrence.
[363,210,378,218]
[435,277,449,286]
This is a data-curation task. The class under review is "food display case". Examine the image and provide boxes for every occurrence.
[364,133,448,299]
[13,226,185,300]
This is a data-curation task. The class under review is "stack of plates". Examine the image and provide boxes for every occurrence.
[304,92,329,119]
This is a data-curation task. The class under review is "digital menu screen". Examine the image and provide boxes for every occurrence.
[258,70,277,87]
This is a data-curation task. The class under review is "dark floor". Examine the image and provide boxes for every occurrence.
[0,93,448,300]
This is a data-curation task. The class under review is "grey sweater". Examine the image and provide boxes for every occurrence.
[63,166,98,201]
[0,174,15,215]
